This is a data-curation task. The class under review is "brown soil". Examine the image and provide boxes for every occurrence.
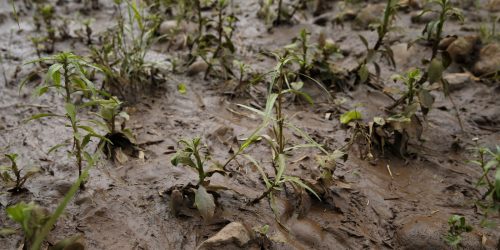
[1,0,499,249]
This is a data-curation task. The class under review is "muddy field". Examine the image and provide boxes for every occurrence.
[0,0,500,249]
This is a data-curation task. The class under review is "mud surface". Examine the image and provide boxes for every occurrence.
[1,0,499,249]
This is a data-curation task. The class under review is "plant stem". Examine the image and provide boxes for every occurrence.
[277,0,283,25]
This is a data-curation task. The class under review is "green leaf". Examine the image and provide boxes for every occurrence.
[340,110,362,124]
[25,113,62,122]
[195,185,215,221]
[48,143,70,154]
[418,89,434,109]
[358,64,369,83]
[0,227,17,236]
[65,103,77,124]
[283,176,321,200]
[243,154,271,188]
[276,154,286,182]
[177,83,187,94]
[428,58,444,84]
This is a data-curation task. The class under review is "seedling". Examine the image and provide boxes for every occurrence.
[171,138,224,221]
[420,0,464,60]
[257,0,309,26]
[443,215,472,248]
[233,54,338,211]
[91,96,138,163]
[2,156,97,250]
[470,142,500,206]
[0,154,40,193]
[39,4,56,52]
[479,15,500,44]
[351,0,399,86]
[91,1,163,101]
[25,52,104,188]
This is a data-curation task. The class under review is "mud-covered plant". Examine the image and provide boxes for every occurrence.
[352,0,398,85]
[201,0,238,79]
[444,215,472,248]
[233,54,337,208]
[285,29,313,74]
[258,0,309,26]
[471,142,500,206]
[91,1,163,100]
[171,138,224,221]
[0,154,40,193]
[390,68,434,116]
[25,52,103,188]
[38,4,56,52]
[92,96,137,162]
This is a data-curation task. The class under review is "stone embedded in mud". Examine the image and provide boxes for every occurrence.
[196,222,254,250]
[187,60,209,76]
[442,72,477,92]
[473,43,500,76]
[352,4,385,30]
[446,35,480,65]
[395,215,482,249]
[158,20,179,35]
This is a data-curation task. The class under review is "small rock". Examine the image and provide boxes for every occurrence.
[446,35,480,64]
[473,43,500,76]
[187,60,209,76]
[442,72,477,92]
[196,222,254,250]
[352,4,385,30]
[438,36,457,50]
[158,20,178,35]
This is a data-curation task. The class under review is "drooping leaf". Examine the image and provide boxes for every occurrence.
[418,89,434,109]
[194,185,215,221]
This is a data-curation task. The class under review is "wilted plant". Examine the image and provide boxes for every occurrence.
[0,154,40,193]
[443,215,472,248]
[24,52,104,188]
[170,138,224,221]
[479,15,500,44]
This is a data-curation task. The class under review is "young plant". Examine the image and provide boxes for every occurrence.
[0,154,40,193]
[199,0,238,79]
[91,1,163,101]
[38,4,56,52]
[257,0,309,26]
[170,138,224,221]
[2,156,98,250]
[420,0,464,60]
[25,52,104,188]
[352,0,399,85]
[471,142,500,207]
[443,215,472,248]
[233,54,339,212]
[92,96,138,163]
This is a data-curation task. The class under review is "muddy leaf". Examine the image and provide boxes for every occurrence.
[427,58,444,84]
[340,110,362,124]
[418,89,434,109]
[358,64,369,83]
[291,81,304,90]
[114,148,128,164]
[0,228,16,236]
[195,185,215,221]
[373,117,386,126]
